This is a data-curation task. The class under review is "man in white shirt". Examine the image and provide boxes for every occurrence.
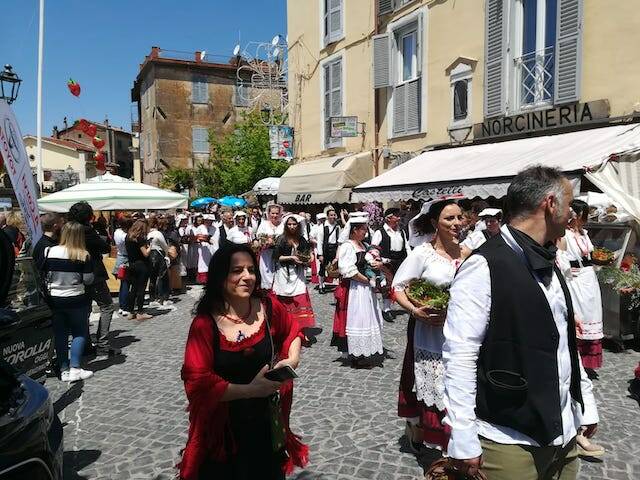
[256,204,284,291]
[218,209,235,245]
[316,205,341,293]
[443,166,599,479]
[371,207,411,321]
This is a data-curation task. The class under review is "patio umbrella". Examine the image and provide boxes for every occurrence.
[190,197,217,208]
[218,196,247,208]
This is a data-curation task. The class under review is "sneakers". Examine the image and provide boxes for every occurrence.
[162,300,174,306]
[118,309,131,317]
[576,433,605,457]
[61,368,94,383]
[148,301,162,308]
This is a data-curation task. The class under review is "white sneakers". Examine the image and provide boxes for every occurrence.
[162,300,174,306]
[148,301,162,308]
[118,309,130,316]
[61,368,94,383]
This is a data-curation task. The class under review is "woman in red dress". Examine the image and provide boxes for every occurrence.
[179,243,308,480]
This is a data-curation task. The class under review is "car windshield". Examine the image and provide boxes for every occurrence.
[6,255,45,313]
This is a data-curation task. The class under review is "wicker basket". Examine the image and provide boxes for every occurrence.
[326,260,340,278]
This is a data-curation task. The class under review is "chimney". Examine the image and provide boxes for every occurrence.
[150,46,160,59]
[104,116,109,128]
[52,126,59,138]
[63,116,68,129]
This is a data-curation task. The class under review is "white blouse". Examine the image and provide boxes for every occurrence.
[337,240,364,279]
[393,242,461,353]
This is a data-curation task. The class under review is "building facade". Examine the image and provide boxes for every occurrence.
[56,119,134,179]
[287,0,640,187]
[131,47,261,187]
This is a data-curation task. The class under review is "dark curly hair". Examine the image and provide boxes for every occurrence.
[68,201,93,226]
[195,243,262,316]
[413,199,459,236]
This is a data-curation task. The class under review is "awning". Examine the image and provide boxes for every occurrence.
[252,177,280,196]
[278,151,373,204]
[38,172,188,212]
[353,124,640,202]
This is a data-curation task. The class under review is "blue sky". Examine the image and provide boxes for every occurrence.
[1,0,287,136]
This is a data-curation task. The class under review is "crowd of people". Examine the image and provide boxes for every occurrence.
[3,163,637,480]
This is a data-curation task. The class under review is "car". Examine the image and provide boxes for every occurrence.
[0,230,63,479]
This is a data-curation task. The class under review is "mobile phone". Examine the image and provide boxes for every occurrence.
[264,365,298,382]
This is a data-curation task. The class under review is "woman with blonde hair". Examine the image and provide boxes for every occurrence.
[42,221,95,382]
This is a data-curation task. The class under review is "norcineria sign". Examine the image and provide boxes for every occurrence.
[473,99,610,139]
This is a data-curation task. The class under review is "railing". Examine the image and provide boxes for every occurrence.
[514,46,554,109]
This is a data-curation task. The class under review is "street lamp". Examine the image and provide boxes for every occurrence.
[65,165,76,187]
[0,65,22,104]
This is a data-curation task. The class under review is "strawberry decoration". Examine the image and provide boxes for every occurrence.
[67,78,81,97]
[94,151,105,162]
[85,123,97,137]
[92,136,105,149]
[75,119,89,132]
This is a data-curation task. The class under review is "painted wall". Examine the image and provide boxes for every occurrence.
[23,138,87,182]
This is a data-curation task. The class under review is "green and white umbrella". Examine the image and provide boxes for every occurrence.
[38,172,188,213]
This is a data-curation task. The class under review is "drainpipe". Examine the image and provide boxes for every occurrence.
[373,0,380,177]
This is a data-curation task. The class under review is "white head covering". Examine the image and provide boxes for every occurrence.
[234,210,248,218]
[323,205,336,216]
[408,194,465,247]
[338,212,369,243]
[316,212,327,222]
[478,208,502,218]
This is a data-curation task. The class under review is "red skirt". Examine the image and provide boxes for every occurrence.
[330,279,350,352]
[277,291,316,330]
[310,253,319,284]
[420,405,450,451]
[196,272,208,285]
[578,339,603,370]
[398,316,419,418]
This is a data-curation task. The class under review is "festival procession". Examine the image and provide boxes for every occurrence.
[1,1,640,479]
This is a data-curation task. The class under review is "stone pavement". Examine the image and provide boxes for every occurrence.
[46,286,640,479]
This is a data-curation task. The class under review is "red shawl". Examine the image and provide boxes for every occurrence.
[178,297,308,480]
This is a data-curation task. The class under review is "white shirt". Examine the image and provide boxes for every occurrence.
[371,223,410,261]
[461,229,489,250]
[442,225,599,460]
[114,229,127,256]
[147,229,168,253]
[228,225,254,244]
[316,221,340,256]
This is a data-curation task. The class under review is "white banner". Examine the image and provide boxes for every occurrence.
[0,99,42,244]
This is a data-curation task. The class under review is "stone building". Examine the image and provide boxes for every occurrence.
[131,47,261,187]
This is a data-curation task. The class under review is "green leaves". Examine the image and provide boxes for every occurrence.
[159,167,194,192]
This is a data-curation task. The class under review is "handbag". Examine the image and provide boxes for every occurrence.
[424,458,487,480]
[116,264,128,280]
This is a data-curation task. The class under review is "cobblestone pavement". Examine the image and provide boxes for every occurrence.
[46,285,640,479]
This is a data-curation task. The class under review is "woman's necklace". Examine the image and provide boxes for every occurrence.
[221,301,253,325]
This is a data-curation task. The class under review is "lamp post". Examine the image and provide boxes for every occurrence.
[65,165,76,188]
[0,65,22,104]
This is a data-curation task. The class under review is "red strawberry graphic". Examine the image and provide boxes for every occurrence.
[85,124,97,137]
[92,136,105,149]
[67,79,81,97]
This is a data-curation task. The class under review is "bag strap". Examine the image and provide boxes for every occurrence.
[264,296,275,368]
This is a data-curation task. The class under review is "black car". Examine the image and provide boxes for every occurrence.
[0,230,63,479]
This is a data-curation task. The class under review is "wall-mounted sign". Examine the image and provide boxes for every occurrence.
[330,116,359,138]
[269,125,294,161]
[474,99,610,139]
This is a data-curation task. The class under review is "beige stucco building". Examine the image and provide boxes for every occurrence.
[285,0,640,204]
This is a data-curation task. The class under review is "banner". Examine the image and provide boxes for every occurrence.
[0,99,42,244]
[269,125,294,161]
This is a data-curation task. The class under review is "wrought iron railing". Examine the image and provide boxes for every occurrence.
[514,46,554,108]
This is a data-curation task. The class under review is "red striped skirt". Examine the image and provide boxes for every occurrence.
[277,290,316,330]
[331,279,350,352]
[578,339,603,370]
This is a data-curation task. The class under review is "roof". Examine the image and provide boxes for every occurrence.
[56,121,131,136]
[353,123,640,202]
[23,135,95,152]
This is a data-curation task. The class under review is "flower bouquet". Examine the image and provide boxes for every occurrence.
[257,233,276,249]
[592,247,616,266]
[597,263,640,311]
[405,279,450,312]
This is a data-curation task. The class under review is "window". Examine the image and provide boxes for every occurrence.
[392,19,422,136]
[234,84,249,107]
[143,81,150,109]
[400,31,418,82]
[192,127,209,154]
[323,58,342,149]
[453,80,468,120]
[323,0,343,46]
[192,77,208,104]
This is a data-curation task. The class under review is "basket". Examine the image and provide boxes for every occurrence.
[592,248,615,266]
[404,280,449,312]
[424,458,487,480]
[326,260,340,279]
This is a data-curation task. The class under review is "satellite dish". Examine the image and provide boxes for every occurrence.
[271,35,281,46]
[201,50,206,60]
[233,44,241,56]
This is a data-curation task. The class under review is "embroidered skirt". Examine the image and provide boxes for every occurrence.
[277,291,316,330]
[414,348,449,451]
[331,280,349,352]
[578,339,603,370]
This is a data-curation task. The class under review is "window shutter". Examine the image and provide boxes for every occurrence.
[192,127,209,154]
[330,60,342,116]
[373,34,391,89]
[405,79,421,134]
[393,83,407,135]
[484,0,506,118]
[554,0,583,105]
[325,0,343,44]
[192,78,208,104]
[378,0,394,15]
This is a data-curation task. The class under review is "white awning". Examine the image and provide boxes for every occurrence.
[38,172,188,212]
[353,124,640,202]
[278,151,373,204]
[252,177,280,196]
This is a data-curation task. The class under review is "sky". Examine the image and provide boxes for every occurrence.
[1,0,287,136]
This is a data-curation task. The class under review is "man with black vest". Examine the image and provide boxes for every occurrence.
[371,207,410,321]
[443,166,599,479]
[316,205,341,294]
[217,209,235,245]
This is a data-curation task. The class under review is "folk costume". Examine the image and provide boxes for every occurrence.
[331,216,384,361]
[316,207,341,292]
[272,216,316,333]
[179,297,308,480]
[561,228,604,370]
[256,219,285,291]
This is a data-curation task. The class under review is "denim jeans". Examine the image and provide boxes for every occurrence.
[118,278,129,310]
[51,303,90,371]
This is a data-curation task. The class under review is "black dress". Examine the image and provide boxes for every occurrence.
[198,315,285,480]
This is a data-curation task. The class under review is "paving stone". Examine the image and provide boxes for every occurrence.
[45,285,640,479]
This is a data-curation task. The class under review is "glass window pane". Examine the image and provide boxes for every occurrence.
[522,0,538,55]
[545,0,557,48]
[402,33,415,81]
[453,80,468,120]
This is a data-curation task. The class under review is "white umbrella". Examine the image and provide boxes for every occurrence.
[252,177,280,196]
[38,172,188,213]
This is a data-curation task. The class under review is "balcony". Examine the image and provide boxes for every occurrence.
[514,46,554,110]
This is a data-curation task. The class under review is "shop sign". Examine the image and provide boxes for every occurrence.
[330,116,359,138]
[269,125,294,161]
[474,99,610,139]
[0,99,42,243]
[412,185,463,200]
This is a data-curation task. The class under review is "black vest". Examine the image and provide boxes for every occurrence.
[473,234,583,446]
[323,224,340,253]
[379,226,407,263]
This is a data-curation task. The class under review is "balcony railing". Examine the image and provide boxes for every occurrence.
[514,46,555,109]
